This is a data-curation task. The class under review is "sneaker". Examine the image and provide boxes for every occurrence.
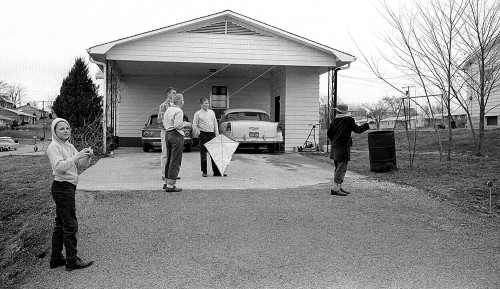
[165,186,182,192]
[331,189,347,196]
[65,257,94,271]
[202,172,207,177]
[213,173,227,177]
[49,257,66,269]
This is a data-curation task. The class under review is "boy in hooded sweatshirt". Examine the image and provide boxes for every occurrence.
[46,118,94,271]
[327,104,371,196]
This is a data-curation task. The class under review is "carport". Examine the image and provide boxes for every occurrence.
[87,10,355,152]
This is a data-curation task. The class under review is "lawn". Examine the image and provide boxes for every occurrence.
[307,128,500,216]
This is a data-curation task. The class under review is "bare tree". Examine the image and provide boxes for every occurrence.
[0,80,10,97]
[7,83,26,107]
[459,0,500,156]
[362,100,389,129]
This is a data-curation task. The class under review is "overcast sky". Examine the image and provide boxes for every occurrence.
[0,0,406,108]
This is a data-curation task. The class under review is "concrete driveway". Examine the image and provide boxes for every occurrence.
[21,147,500,288]
[78,147,335,191]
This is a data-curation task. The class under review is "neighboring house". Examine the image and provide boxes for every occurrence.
[0,114,14,127]
[15,104,45,120]
[87,10,356,151]
[0,96,15,109]
[0,107,37,124]
[379,116,418,130]
[461,39,500,128]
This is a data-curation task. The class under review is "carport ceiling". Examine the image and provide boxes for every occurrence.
[115,60,276,79]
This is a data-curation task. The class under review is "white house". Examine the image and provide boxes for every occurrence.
[462,39,500,128]
[379,116,419,130]
[87,10,356,151]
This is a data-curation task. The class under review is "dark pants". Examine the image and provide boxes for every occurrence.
[334,161,348,184]
[51,180,78,263]
[199,131,221,175]
[165,130,184,184]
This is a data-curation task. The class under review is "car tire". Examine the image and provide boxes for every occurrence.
[185,143,192,152]
[267,144,276,153]
[142,144,150,152]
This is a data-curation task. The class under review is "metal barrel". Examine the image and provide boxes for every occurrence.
[368,131,397,173]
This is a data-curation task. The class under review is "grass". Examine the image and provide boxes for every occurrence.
[0,120,53,141]
[307,128,500,217]
[0,155,54,288]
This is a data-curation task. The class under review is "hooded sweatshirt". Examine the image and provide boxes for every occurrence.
[46,118,90,185]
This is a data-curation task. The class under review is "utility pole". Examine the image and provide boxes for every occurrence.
[39,100,51,140]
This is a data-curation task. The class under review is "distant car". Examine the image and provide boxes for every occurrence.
[141,114,193,152]
[218,108,283,152]
[0,137,20,151]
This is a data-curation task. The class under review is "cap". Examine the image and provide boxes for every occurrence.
[335,104,349,114]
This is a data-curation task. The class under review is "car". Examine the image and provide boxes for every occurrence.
[0,137,20,151]
[218,108,283,152]
[141,114,193,152]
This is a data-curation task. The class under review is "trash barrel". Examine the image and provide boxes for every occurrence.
[368,131,397,172]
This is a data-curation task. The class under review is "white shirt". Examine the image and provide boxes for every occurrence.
[163,106,185,136]
[193,108,219,136]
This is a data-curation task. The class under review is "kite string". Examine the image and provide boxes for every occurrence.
[117,40,310,126]
[121,64,232,126]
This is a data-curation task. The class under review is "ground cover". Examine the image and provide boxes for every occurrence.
[308,128,500,217]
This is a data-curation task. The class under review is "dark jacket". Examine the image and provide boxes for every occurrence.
[327,115,370,161]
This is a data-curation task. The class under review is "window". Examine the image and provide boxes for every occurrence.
[211,86,228,109]
[486,116,498,126]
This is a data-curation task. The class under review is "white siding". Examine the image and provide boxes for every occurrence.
[107,33,336,67]
[282,66,320,151]
[116,76,272,138]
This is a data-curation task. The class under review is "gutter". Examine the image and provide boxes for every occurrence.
[332,63,351,118]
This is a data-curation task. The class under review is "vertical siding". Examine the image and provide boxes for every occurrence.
[282,66,321,151]
[116,76,272,137]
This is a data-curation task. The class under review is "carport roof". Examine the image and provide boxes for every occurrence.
[87,10,356,67]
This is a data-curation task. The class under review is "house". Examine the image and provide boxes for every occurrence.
[0,107,37,125]
[0,96,14,109]
[87,10,356,151]
[15,104,46,120]
[379,116,418,130]
[461,39,500,128]
[0,114,14,128]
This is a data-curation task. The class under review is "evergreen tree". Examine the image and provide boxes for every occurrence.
[53,57,102,129]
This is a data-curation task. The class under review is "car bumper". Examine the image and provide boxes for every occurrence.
[142,137,193,148]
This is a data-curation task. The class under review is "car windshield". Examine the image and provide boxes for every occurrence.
[224,112,270,122]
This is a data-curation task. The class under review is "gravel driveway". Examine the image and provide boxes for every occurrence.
[21,149,500,288]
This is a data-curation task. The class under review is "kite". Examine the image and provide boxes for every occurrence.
[204,134,239,176]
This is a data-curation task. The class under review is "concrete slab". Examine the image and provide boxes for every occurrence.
[78,147,334,191]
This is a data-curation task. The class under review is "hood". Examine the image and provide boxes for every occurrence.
[51,118,71,144]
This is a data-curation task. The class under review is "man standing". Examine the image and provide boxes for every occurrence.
[327,103,370,196]
[192,98,224,177]
[158,87,176,189]
[163,94,185,192]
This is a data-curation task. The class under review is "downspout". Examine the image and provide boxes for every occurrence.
[88,57,107,154]
[332,63,351,118]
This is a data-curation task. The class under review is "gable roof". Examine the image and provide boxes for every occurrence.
[88,10,355,67]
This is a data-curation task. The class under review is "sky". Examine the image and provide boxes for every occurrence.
[0,0,407,109]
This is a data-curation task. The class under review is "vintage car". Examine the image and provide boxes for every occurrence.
[218,108,283,152]
[141,114,193,152]
[0,137,20,151]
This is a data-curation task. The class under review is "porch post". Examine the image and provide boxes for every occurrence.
[102,63,107,154]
